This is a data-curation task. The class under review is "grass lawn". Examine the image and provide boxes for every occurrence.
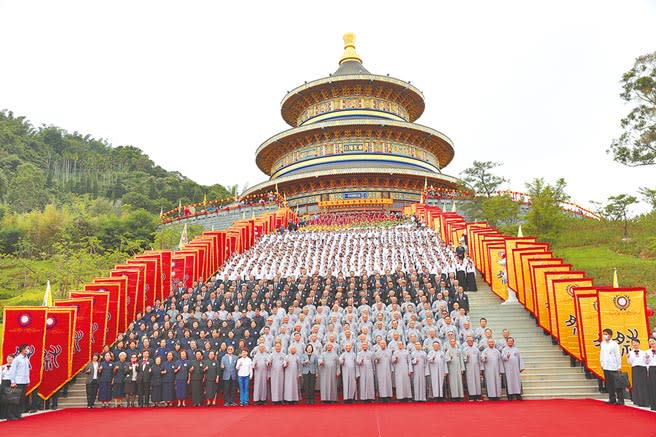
[553,244,656,327]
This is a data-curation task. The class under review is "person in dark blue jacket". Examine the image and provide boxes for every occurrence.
[161,352,176,407]
[98,352,115,408]
[150,356,163,407]
[174,350,190,407]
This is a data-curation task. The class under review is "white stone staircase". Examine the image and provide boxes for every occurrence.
[468,281,603,399]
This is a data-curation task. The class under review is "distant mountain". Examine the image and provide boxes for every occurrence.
[0,110,230,213]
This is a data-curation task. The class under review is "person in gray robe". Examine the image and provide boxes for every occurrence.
[319,343,339,403]
[392,342,412,401]
[462,336,482,401]
[410,342,428,401]
[374,340,393,402]
[269,342,286,404]
[481,338,502,400]
[501,337,524,400]
[252,344,270,405]
[339,343,358,403]
[427,341,448,401]
[445,337,465,400]
[283,346,301,403]
[356,342,376,402]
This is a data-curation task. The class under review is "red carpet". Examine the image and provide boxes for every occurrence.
[1,400,653,436]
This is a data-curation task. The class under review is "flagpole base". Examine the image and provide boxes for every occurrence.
[502,288,520,305]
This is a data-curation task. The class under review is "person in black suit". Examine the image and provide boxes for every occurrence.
[83,353,101,408]
[137,350,153,407]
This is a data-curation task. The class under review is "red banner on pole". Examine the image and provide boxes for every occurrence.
[171,254,187,289]
[109,269,141,322]
[54,297,93,377]
[38,307,75,400]
[1,307,48,395]
[84,282,121,342]
[127,258,157,309]
[69,291,109,353]
[136,253,164,303]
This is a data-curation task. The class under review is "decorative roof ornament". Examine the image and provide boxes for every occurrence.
[339,32,362,65]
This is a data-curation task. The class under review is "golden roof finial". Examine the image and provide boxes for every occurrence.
[339,32,362,65]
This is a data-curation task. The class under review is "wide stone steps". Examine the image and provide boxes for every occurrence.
[467,280,603,400]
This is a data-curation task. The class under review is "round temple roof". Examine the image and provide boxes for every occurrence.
[254,118,455,176]
[280,34,425,127]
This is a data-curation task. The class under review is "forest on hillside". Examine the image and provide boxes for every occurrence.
[0,110,219,305]
[0,110,230,214]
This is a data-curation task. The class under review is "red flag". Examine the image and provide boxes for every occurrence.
[84,282,122,342]
[69,291,109,353]
[38,307,75,400]
[109,269,141,321]
[175,251,198,286]
[138,252,165,302]
[1,307,48,395]
[127,258,157,309]
[94,277,129,333]
[54,298,93,377]
[158,250,173,300]
[171,254,187,289]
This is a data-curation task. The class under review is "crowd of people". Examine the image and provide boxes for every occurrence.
[74,223,522,409]
[301,211,403,229]
[4,218,656,418]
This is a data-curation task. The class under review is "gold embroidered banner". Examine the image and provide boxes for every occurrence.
[597,288,650,382]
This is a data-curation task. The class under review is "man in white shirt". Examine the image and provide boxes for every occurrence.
[599,328,624,405]
[6,344,31,420]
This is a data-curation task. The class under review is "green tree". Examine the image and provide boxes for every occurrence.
[6,162,50,212]
[608,52,656,167]
[460,161,508,197]
[525,178,569,243]
[0,225,25,253]
[639,187,656,211]
[153,224,204,251]
[602,194,638,239]
[478,194,521,229]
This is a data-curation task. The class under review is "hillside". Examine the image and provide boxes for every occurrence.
[551,213,656,326]
[0,110,228,328]
[0,110,230,214]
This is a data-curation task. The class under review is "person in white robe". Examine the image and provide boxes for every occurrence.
[426,341,448,401]
[462,336,482,401]
[410,342,428,401]
[283,346,301,403]
[374,340,393,402]
[339,343,358,402]
[252,344,270,405]
[269,342,286,404]
[481,338,502,400]
[445,337,465,400]
[501,337,524,400]
[392,342,413,401]
[319,343,339,403]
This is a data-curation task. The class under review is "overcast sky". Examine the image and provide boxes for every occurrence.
[1,1,655,213]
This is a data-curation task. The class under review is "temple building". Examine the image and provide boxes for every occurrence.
[243,33,461,213]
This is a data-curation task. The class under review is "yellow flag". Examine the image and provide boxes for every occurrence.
[613,268,619,287]
[553,279,593,361]
[597,288,649,384]
[517,225,524,238]
[488,245,508,300]
[532,263,570,330]
[42,280,53,306]
[574,290,603,378]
